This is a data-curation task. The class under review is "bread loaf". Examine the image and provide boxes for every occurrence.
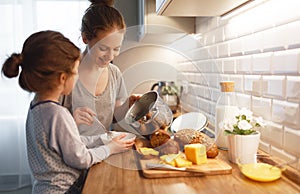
[174,129,218,158]
[149,129,180,155]
[155,139,180,155]
[150,129,171,148]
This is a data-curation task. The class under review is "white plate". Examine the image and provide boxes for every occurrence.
[171,112,207,133]
[100,131,136,144]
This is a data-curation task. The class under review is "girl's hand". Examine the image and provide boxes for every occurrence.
[73,107,96,126]
[107,134,135,155]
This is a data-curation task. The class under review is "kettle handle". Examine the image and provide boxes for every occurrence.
[151,83,159,90]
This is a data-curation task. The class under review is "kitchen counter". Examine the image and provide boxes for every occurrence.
[82,148,300,194]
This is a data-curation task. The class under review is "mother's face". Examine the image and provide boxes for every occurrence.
[84,30,124,68]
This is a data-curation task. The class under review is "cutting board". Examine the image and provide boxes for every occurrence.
[138,156,232,178]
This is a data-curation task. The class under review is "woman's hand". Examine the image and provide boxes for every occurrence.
[107,134,135,155]
[73,107,96,126]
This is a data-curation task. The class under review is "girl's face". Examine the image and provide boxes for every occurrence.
[62,60,80,95]
[85,30,124,68]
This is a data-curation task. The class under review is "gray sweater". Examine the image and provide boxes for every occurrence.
[62,63,128,136]
[26,100,109,193]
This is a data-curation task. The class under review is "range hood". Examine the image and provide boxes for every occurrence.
[156,0,250,17]
[136,0,194,45]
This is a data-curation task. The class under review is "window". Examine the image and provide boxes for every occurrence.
[0,0,89,190]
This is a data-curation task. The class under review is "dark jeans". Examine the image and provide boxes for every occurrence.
[65,170,88,194]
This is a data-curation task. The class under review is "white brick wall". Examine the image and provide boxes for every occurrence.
[175,0,300,170]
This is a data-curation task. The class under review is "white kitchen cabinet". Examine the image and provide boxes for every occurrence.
[156,0,249,16]
[138,0,195,44]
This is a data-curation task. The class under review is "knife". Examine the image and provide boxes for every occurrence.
[146,163,207,174]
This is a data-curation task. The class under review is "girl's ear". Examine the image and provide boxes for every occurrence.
[59,73,67,84]
[82,33,88,44]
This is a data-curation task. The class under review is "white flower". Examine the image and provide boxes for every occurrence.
[237,120,253,130]
[219,117,237,132]
[238,107,253,120]
[254,117,266,127]
[222,107,266,135]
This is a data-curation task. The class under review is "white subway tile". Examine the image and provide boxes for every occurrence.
[207,45,218,59]
[170,35,201,52]
[251,96,272,120]
[205,32,215,45]
[181,72,193,83]
[284,127,300,156]
[213,28,224,43]
[222,58,235,73]
[266,0,300,26]
[252,53,272,74]
[177,62,197,72]
[219,74,230,83]
[272,49,300,74]
[223,22,238,41]
[244,75,263,96]
[229,38,243,56]
[287,21,300,49]
[272,100,300,127]
[286,76,300,102]
[208,17,219,30]
[196,60,214,73]
[236,93,251,109]
[191,84,211,100]
[262,75,286,99]
[270,146,297,169]
[218,42,229,57]
[181,103,193,113]
[263,25,287,51]
[205,73,220,89]
[202,34,209,46]
[184,49,200,61]
[194,72,211,86]
[187,47,210,60]
[196,97,212,114]
[211,88,220,103]
[236,55,252,73]
[228,75,244,92]
[214,59,223,73]
[243,32,264,54]
[260,122,283,148]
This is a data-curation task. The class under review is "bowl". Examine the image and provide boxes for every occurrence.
[171,112,207,133]
[100,131,136,145]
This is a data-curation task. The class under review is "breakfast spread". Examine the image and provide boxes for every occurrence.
[174,128,219,158]
[134,126,232,178]
[135,127,220,172]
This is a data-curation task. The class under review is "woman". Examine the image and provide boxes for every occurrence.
[1,30,134,193]
[61,0,133,140]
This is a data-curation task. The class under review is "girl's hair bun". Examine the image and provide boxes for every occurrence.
[89,0,114,7]
[2,53,23,78]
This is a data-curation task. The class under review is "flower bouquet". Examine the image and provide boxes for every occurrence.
[221,107,266,164]
[221,107,265,135]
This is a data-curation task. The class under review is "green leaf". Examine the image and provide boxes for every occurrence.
[241,115,246,120]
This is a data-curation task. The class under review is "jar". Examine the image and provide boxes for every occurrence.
[215,81,239,150]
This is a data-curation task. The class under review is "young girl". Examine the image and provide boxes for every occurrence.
[1,30,134,194]
[60,0,134,139]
